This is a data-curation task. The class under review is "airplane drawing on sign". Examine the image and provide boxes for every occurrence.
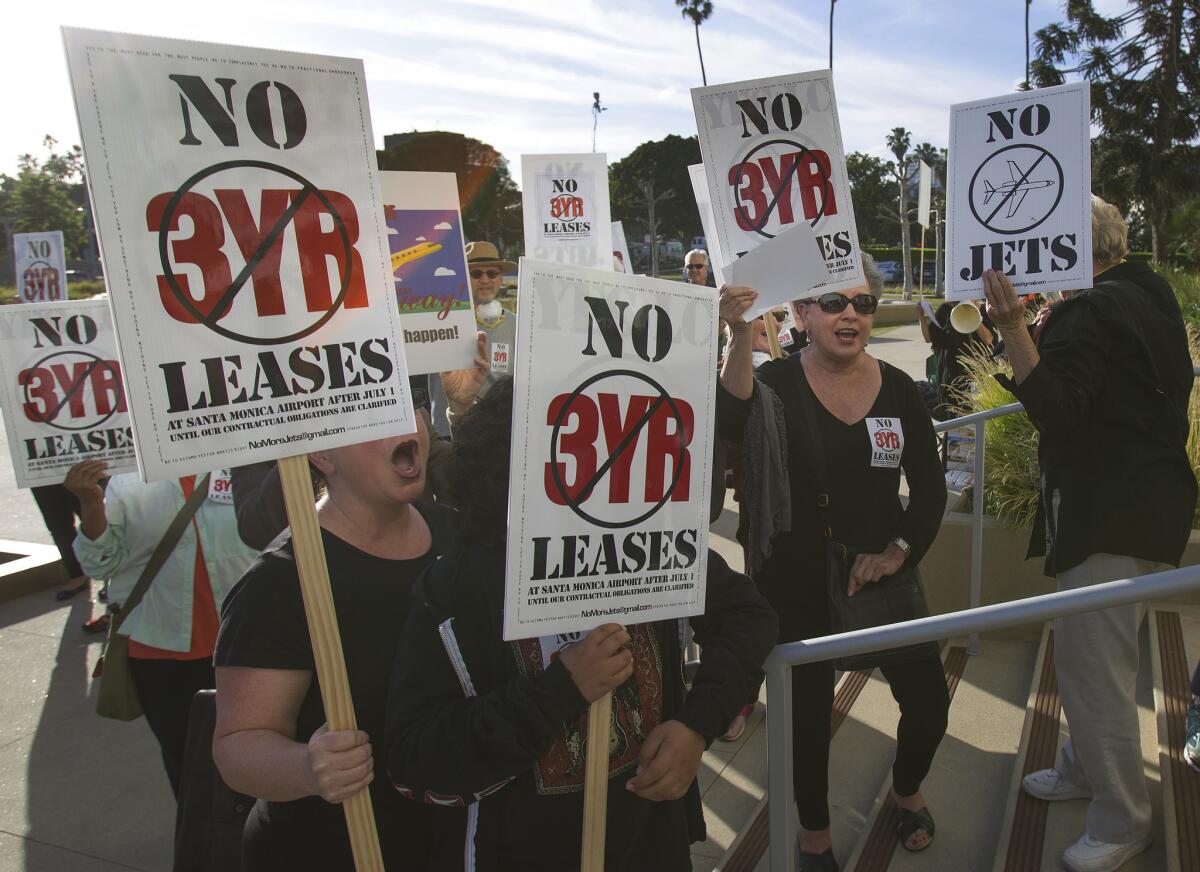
[982,160,1056,218]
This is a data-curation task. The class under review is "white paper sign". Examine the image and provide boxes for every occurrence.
[692,70,864,295]
[521,154,614,269]
[13,232,68,303]
[0,300,136,486]
[728,223,830,322]
[63,28,415,481]
[687,164,728,288]
[946,82,1092,300]
[917,160,932,229]
[504,259,716,640]
[610,221,633,274]
[381,172,476,375]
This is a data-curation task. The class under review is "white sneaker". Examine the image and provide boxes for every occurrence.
[1021,768,1091,801]
[1062,833,1151,872]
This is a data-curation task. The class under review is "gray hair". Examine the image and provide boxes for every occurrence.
[860,252,884,296]
[1091,195,1128,272]
[685,249,709,264]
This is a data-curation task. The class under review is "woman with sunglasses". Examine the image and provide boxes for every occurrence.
[716,255,949,870]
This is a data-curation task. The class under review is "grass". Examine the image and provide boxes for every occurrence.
[0,281,107,303]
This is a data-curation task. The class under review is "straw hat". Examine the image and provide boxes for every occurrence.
[464,241,516,273]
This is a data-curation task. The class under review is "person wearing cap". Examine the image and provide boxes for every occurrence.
[466,240,518,398]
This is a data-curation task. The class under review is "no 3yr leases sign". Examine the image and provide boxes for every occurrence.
[63,29,414,480]
[504,260,716,641]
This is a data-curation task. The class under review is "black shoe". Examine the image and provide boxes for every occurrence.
[797,847,838,871]
[55,581,89,601]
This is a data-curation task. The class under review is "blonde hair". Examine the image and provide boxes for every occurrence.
[1091,195,1128,273]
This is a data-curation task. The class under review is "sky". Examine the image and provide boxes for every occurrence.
[2,0,1130,180]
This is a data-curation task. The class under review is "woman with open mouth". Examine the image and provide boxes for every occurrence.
[210,337,487,872]
[716,254,950,870]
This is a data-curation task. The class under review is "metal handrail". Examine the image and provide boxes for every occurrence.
[764,563,1200,872]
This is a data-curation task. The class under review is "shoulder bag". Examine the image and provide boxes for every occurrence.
[792,362,938,672]
[95,474,212,721]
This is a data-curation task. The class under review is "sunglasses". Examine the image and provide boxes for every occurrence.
[470,269,501,279]
[801,292,879,315]
[685,263,707,270]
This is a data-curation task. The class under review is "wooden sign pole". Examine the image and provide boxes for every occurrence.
[580,690,613,872]
[278,454,384,872]
[765,311,784,360]
[919,226,927,296]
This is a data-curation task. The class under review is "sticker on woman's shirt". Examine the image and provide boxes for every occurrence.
[207,470,234,504]
[490,342,511,373]
[867,418,904,468]
[537,631,584,667]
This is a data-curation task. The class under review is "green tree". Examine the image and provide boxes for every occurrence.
[886,127,915,299]
[377,131,523,256]
[609,134,703,256]
[0,137,87,276]
[845,151,898,245]
[675,1,714,86]
[1032,0,1200,262]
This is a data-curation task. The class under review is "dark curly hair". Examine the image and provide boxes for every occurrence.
[447,377,514,541]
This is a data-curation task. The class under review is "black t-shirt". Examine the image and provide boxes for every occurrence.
[215,502,458,872]
[717,356,947,626]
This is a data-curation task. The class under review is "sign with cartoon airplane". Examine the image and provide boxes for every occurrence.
[946,81,1091,300]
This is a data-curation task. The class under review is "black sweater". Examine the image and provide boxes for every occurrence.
[717,355,947,609]
[996,261,1197,575]
[384,542,777,872]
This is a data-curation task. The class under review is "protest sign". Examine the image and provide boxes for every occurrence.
[63,28,407,869]
[0,300,136,486]
[521,154,614,269]
[504,259,715,641]
[611,221,632,274]
[946,81,1091,300]
[692,70,864,294]
[687,163,727,288]
[63,28,416,483]
[13,232,68,303]
[381,171,476,375]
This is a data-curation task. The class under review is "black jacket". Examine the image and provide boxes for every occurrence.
[997,261,1196,575]
[385,541,777,871]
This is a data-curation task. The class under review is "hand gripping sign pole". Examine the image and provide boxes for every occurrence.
[278,456,383,871]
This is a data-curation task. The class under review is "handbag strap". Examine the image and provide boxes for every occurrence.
[110,473,212,636]
[791,357,835,540]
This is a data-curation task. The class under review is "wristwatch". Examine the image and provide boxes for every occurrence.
[892,536,912,556]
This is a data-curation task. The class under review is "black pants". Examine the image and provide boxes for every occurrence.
[31,484,84,579]
[129,656,216,798]
[763,565,950,831]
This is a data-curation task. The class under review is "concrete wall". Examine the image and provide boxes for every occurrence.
[920,513,1200,616]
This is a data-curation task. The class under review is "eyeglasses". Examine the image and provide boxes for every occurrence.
[685,263,707,270]
[470,269,501,279]
[801,292,879,315]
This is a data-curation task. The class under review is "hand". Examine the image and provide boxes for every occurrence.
[982,269,1027,332]
[1030,304,1053,341]
[63,460,108,505]
[440,332,488,415]
[625,720,705,800]
[558,623,633,703]
[718,285,758,329]
[848,543,907,597]
[306,723,374,804]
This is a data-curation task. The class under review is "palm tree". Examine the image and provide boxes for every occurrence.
[829,0,837,69]
[886,127,914,300]
[676,0,714,86]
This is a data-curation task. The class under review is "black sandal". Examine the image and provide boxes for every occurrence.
[797,847,839,871]
[896,806,935,852]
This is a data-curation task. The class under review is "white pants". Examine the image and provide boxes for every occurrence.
[1054,552,1167,843]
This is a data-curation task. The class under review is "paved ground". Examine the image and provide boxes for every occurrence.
[0,321,935,871]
